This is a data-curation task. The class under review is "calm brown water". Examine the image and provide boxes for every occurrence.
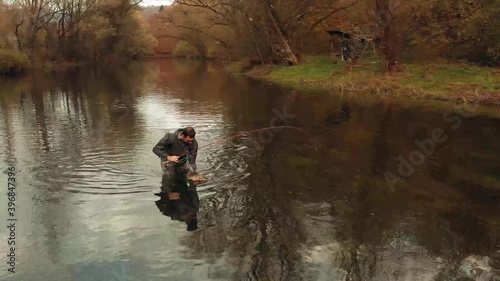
[0,59,500,281]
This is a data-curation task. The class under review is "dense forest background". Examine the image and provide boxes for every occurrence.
[0,0,157,71]
[0,0,499,74]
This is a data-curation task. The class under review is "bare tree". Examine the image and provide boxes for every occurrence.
[374,0,402,72]
[14,0,58,64]
[55,0,97,59]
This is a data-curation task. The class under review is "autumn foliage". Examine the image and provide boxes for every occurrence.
[0,0,498,72]
[147,0,499,70]
[0,0,157,69]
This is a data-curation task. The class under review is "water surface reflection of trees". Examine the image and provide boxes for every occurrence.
[172,77,500,280]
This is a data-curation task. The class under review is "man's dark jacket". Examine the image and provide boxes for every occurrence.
[152,129,198,172]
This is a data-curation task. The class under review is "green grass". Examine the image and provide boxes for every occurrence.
[236,54,500,104]
[400,64,499,94]
[268,56,343,83]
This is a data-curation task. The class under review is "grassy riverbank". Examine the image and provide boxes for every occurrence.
[226,55,500,105]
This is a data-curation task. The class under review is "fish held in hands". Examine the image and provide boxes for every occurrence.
[187,172,206,184]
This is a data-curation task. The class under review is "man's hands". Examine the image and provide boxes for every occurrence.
[163,155,179,167]
[167,155,179,162]
[168,192,180,200]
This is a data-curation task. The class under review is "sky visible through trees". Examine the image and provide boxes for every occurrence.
[140,0,172,7]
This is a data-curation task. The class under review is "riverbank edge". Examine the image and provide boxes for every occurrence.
[0,57,152,76]
[223,56,500,106]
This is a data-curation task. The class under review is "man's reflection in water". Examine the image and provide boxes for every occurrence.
[155,171,200,231]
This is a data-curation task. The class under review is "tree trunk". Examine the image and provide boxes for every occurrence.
[250,25,264,64]
[28,25,41,67]
[15,20,23,50]
[59,13,67,58]
[375,0,402,72]
[262,0,298,65]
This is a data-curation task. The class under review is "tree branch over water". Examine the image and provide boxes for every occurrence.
[306,0,360,37]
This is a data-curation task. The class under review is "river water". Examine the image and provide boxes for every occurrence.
[0,59,499,281]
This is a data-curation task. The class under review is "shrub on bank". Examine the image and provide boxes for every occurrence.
[0,49,29,75]
[173,41,200,58]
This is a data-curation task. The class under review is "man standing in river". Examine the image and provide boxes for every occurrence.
[153,127,198,172]
[152,127,199,196]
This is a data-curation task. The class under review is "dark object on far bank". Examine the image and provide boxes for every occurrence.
[327,30,352,39]
[327,29,369,65]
